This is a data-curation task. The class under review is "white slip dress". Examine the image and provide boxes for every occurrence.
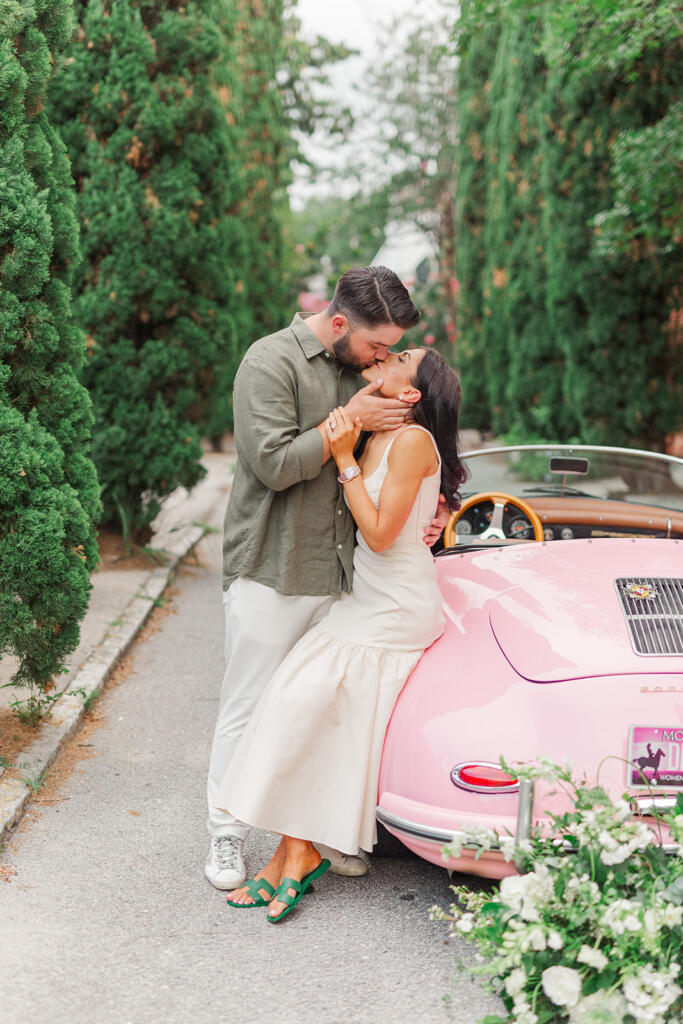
[214,425,444,854]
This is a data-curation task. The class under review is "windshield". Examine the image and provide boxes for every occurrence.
[462,446,683,513]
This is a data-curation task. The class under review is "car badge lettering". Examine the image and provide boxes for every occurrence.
[623,583,658,600]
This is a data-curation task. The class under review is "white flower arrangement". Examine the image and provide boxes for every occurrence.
[430,760,683,1024]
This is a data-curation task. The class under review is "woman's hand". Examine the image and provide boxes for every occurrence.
[325,406,362,465]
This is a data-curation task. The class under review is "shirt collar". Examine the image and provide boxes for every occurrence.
[291,313,328,360]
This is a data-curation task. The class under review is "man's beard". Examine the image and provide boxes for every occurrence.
[332,331,371,371]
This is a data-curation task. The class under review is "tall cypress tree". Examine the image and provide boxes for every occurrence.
[455,0,504,430]
[0,0,100,717]
[49,0,253,534]
[542,46,681,447]
[233,0,289,340]
[455,0,681,448]
[479,10,571,441]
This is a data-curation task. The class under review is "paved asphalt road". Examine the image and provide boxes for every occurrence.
[1,531,504,1024]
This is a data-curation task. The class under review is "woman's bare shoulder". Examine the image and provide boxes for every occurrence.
[388,426,438,471]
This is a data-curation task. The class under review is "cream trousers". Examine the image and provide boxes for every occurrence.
[206,577,334,838]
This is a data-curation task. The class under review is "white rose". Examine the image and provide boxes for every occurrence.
[598,830,618,851]
[528,926,547,951]
[622,976,648,1008]
[500,873,528,911]
[541,966,582,1008]
[623,914,641,932]
[600,844,630,866]
[505,968,527,997]
[514,1006,538,1024]
[547,930,564,950]
[577,945,609,970]
[568,989,627,1024]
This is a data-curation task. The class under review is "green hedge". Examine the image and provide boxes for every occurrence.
[455,2,681,448]
[0,0,100,710]
[232,0,290,340]
[49,0,255,534]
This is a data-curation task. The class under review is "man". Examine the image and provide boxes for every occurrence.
[205,266,445,889]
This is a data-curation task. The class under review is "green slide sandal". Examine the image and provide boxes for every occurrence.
[267,859,331,924]
[225,876,277,908]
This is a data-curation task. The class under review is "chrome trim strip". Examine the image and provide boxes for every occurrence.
[376,804,679,856]
[631,794,679,814]
[451,760,520,794]
[462,444,683,468]
[376,807,470,847]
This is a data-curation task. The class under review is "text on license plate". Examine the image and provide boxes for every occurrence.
[627,725,683,788]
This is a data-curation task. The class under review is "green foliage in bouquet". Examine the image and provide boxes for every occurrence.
[49,0,254,532]
[0,0,100,716]
[433,760,683,1024]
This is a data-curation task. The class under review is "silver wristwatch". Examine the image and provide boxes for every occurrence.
[337,465,361,484]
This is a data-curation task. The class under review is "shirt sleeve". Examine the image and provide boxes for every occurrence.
[233,356,324,492]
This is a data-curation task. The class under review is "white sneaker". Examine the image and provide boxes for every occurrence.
[205,834,247,890]
[314,843,368,877]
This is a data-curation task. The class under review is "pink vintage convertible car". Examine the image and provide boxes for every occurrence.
[376,444,683,877]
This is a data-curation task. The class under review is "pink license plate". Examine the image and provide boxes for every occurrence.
[628,725,683,788]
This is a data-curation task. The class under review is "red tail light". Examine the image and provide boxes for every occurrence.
[451,762,519,793]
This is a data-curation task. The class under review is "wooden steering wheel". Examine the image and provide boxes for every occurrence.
[443,491,544,548]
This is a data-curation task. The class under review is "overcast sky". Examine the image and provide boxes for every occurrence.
[291,0,441,207]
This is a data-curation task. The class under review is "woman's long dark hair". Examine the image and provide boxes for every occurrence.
[412,349,469,512]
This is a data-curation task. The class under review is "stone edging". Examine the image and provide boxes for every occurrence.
[0,522,205,843]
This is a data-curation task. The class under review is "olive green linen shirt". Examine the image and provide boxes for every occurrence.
[222,314,362,596]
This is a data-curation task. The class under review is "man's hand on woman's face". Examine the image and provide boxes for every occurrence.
[423,494,449,547]
[344,381,412,432]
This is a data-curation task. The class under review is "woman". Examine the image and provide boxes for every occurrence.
[215,347,467,922]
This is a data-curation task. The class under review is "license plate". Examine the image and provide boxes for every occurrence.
[627,725,683,788]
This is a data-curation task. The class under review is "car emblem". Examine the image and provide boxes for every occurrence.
[623,583,658,600]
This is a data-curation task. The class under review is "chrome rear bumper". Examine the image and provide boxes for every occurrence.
[377,779,680,860]
[375,806,474,849]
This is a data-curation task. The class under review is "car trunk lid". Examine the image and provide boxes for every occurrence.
[489,571,683,682]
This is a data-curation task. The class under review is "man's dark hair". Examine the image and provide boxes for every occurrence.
[327,266,420,329]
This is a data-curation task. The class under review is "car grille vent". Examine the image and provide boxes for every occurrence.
[615,577,683,656]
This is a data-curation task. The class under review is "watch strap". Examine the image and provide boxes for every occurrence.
[338,465,361,484]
